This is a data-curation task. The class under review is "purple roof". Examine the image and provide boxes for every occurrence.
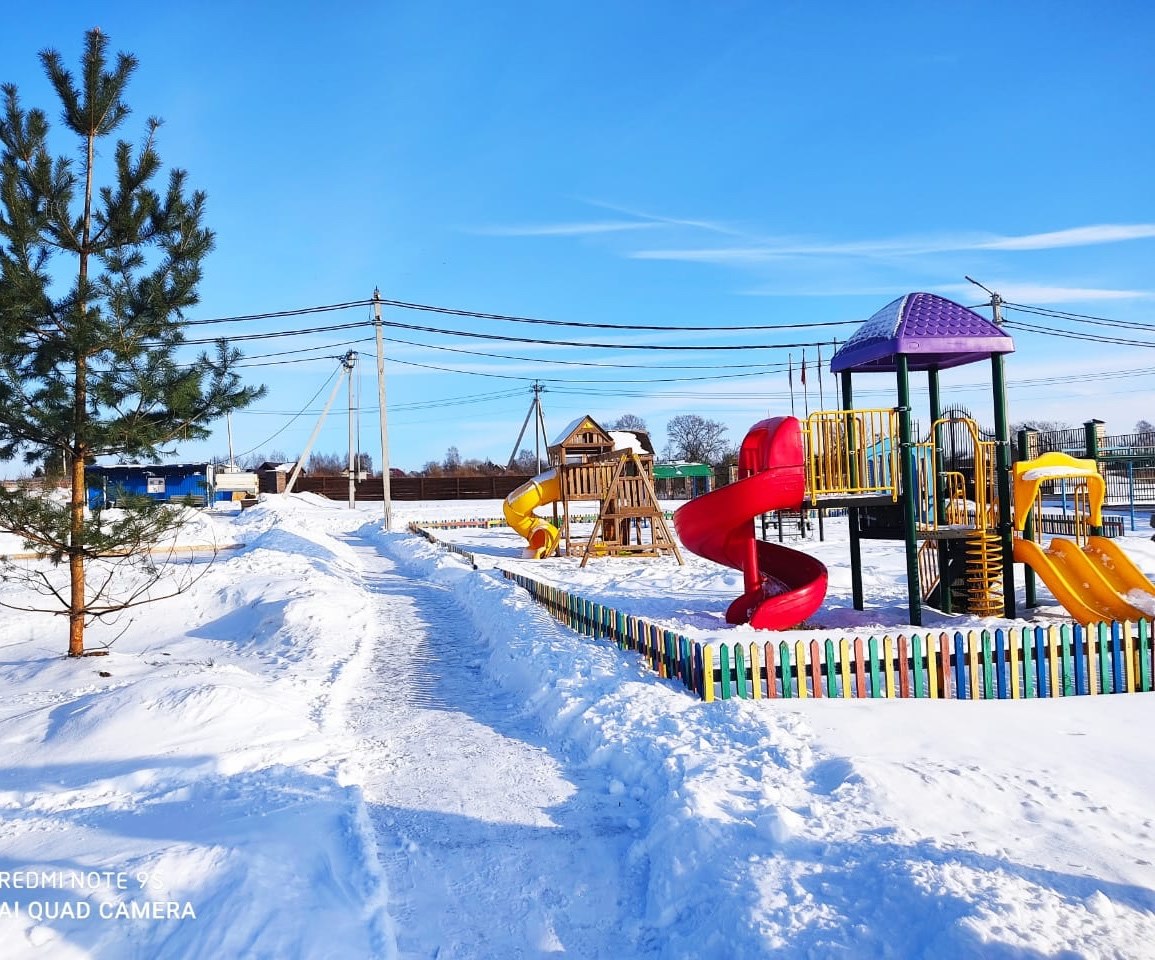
[830,292,1014,374]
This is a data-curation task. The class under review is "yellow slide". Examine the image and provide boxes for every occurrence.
[1012,452,1155,624]
[1013,536,1149,625]
[503,470,562,559]
[1085,536,1155,605]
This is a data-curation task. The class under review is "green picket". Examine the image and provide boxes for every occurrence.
[981,630,994,700]
[1021,627,1035,699]
[780,642,794,698]
[868,637,882,698]
[1140,620,1153,693]
[1098,622,1112,694]
[1060,624,1075,696]
[734,643,748,699]
[912,635,925,698]
[824,639,838,697]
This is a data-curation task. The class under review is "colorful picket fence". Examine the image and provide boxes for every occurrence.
[502,570,702,698]
[408,523,480,568]
[411,517,507,530]
[697,622,1154,702]
[414,524,1155,704]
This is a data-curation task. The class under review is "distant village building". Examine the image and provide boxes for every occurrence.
[86,463,258,508]
[653,462,714,499]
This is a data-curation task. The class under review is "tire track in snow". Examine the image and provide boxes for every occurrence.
[341,535,652,960]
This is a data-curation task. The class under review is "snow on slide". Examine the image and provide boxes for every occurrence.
[674,416,828,630]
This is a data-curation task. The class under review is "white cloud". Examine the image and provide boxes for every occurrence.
[938,283,1151,304]
[629,223,1155,262]
[578,198,742,237]
[977,224,1155,251]
[468,220,661,237]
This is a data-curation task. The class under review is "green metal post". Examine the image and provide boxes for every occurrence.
[1018,429,1037,607]
[1084,419,1104,536]
[897,357,922,626]
[928,368,951,613]
[992,354,1016,618]
[843,370,864,611]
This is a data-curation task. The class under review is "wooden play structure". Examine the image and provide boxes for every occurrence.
[781,292,1019,627]
[547,417,683,567]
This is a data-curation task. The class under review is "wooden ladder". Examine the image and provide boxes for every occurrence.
[580,452,684,568]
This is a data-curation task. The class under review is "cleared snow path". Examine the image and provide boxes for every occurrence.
[341,534,652,960]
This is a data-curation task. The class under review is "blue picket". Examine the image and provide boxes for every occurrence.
[995,629,1008,699]
[1112,622,1125,694]
[1034,627,1049,699]
[953,632,967,699]
[1073,623,1087,695]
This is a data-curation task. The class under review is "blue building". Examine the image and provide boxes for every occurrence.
[86,463,212,509]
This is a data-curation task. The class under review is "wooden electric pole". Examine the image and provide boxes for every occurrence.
[373,288,392,529]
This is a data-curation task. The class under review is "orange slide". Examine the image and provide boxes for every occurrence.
[673,417,828,630]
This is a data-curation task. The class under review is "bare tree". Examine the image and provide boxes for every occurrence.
[511,448,541,473]
[1011,419,1074,435]
[665,415,731,463]
[610,413,648,433]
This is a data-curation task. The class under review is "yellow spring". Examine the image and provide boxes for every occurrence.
[964,532,1004,616]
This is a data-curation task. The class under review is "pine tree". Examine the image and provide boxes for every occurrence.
[0,30,263,656]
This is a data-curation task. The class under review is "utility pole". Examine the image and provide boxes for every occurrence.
[507,381,549,473]
[347,351,357,509]
[285,353,355,495]
[373,288,392,530]
[965,275,1004,325]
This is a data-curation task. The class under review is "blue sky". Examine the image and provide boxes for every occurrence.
[2,2,1153,472]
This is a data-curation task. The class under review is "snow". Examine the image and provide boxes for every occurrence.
[609,430,646,454]
[1022,465,1099,481]
[2,493,1155,958]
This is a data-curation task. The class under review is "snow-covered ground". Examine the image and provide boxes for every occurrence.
[1,494,1154,958]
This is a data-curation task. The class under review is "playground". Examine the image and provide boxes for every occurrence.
[489,293,1155,702]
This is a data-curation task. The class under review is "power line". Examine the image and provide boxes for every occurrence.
[231,366,342,458]
[1004,319,1155,348]
[1003,301,1155,331]
[177,320,368,345]
[383,333,795,371]
[376,297,861,332]
[377,317,829,351]
[185,295,861,333]
[185,300,374,326]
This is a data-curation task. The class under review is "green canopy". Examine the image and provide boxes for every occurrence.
[654,463,712,479]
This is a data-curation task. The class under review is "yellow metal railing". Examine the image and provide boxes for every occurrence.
[942,472,968,524]
[804,409,900,502]
[910,417,999,533]
[1026,480,1094,547]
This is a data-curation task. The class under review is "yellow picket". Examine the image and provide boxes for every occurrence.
[794,640,808,698]
[883,637,896,698]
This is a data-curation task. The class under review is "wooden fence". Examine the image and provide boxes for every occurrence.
[1036,512,1125,538]
[299,474,534,500]
[412,524,1155,704]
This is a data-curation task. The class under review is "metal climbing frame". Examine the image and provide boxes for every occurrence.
[804,408,901,501]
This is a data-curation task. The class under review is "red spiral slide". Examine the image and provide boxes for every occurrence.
[673,416,828,630]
